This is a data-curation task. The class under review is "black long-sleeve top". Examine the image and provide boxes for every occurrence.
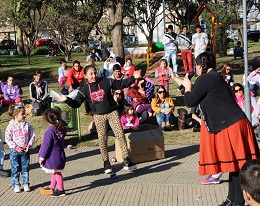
[184,70,246,133]
[65,76,135,115]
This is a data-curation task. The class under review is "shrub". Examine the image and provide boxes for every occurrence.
[31,46,49,55]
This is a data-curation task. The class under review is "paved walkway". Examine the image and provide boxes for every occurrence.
[1,145,230,206]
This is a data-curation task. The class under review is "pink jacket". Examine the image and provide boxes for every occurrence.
[120,114,139,129]
[5,119,35,150]
[155,67,171,82]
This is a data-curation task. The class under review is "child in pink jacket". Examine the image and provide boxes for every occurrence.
[120,104,139,129]
[155,59,172,92]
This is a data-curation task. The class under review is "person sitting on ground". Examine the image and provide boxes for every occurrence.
[86,48,101,62]
[109,64,124,80]
[234,41,244,59]
[64,60,84,94]
[151,85,174,131]
[1,76,23,107]
[58,59,69,88]
[29,71,50,116]
[127,67,155,103]
[240,159,260,206]
[0,80,4,106]
[98,54,121,78]
[121,58,136,78]
[120,103,140,130]
[247,67,260,96]
[155,59,172,92]
[185,106,201,132]
[113,89,127,116]
[232,83,258,128]
[220,63,234,87]
[127,78,153,120]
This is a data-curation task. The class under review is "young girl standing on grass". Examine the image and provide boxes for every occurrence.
[38,108,67,197]
[120,104,139,130]
[56,65,140,174]
[5,103,35,193]
[155,59,172,92]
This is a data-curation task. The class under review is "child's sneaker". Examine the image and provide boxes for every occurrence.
[14,185,21,193]
[123,157,137,171]
[39,187,53,195]
[200,175,220,185]
[104,160,112,174]
[51,189,65,197]
[23,184,30,192]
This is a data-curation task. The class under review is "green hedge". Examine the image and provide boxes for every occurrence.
[31,46,49,55]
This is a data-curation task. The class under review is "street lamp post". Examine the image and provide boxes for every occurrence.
[243,0,251,121]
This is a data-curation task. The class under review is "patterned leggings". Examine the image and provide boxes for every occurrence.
[93,110,128,161]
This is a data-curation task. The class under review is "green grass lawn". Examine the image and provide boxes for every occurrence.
[0,42,259,148]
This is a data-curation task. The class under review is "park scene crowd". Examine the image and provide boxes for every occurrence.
[0,24,260,206]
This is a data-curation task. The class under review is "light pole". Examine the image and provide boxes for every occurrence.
[243,0,251,121]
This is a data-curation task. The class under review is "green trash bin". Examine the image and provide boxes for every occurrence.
[51,102,81,140]
[154,42,164,52]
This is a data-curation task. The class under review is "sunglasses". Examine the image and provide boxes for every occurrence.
[234,88,243,93]
[158,91,166,94]
[114,92,122,95]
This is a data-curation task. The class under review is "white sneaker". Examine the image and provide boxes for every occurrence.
[14,185,21,193]
[23,184,30,192]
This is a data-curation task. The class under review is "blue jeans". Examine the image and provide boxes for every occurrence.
[156,104,171,126]
[165,50,177,74]
[98,68,112,78]
[10,149,30,187]
[0,131,4,170]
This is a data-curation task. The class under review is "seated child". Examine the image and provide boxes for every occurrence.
[1,76,22,106]
[120,104,139,130]
[240,159,260,206]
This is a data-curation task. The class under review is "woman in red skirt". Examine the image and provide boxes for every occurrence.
[178,52,259,206]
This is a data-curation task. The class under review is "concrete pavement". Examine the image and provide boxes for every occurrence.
[1,145,230,206]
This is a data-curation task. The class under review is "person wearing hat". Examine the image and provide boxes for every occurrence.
[98,54,121,78]
[192,25,208,59]
[163,25,179,77]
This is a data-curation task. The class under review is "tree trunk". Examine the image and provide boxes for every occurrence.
[108,0,125,59]
[17,27,25,56]
[26,49,31,65]
[111,24,124,58]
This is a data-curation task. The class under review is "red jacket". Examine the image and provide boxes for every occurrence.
[66,67,84,86]
[156,67,171,82]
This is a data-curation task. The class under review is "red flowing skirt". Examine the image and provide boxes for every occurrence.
[199,117,260,175]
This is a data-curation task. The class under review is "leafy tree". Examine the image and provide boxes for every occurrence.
[45,0,106,60]
[125,0,163,51]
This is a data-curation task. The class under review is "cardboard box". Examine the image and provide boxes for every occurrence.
[115,126,165,163]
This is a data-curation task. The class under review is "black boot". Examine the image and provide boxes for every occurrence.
[104,160,112,174]
[123,157,137,171]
